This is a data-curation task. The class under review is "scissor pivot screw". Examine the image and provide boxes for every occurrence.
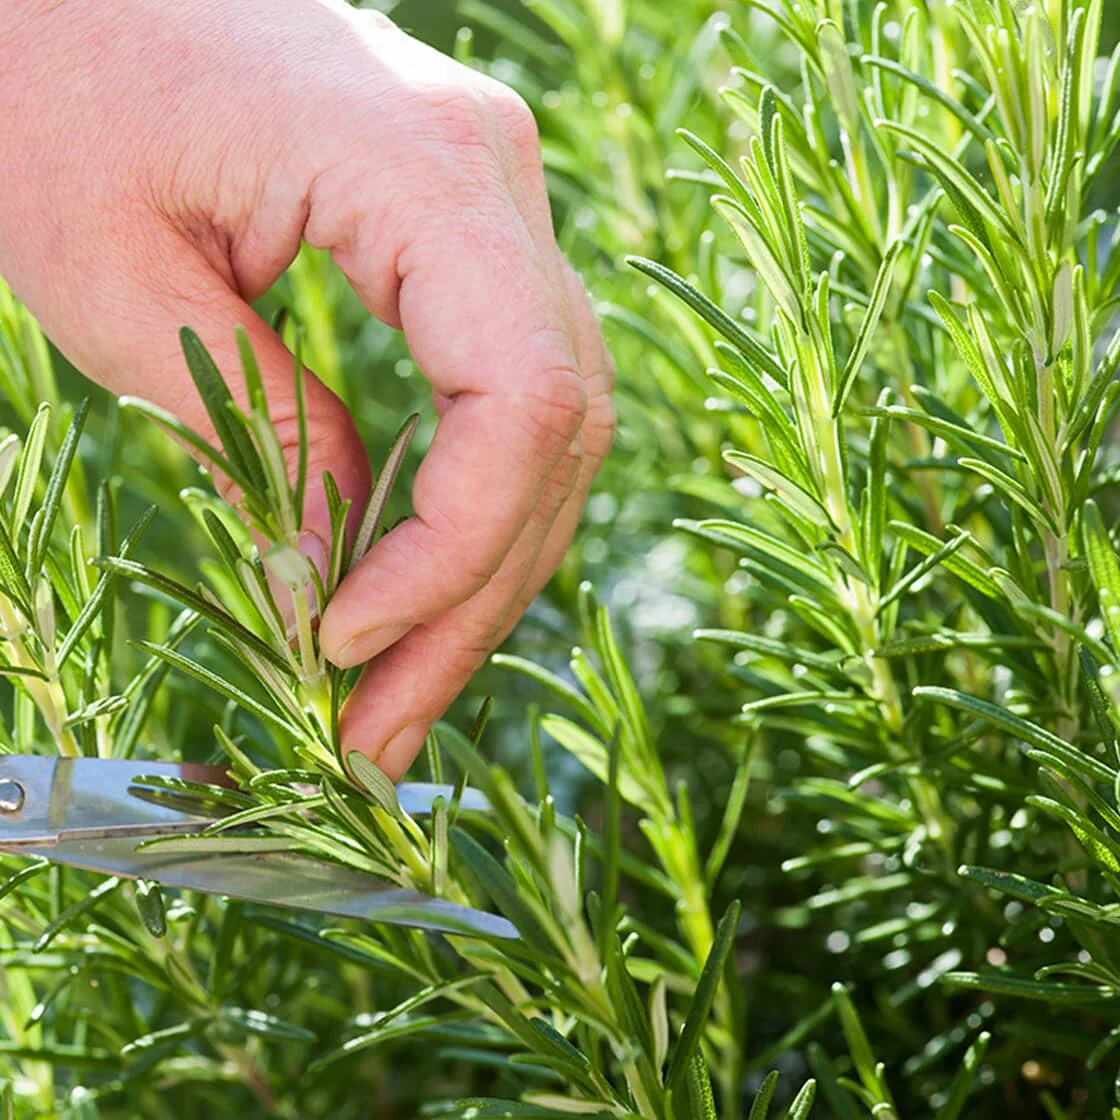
[0,779,25,813]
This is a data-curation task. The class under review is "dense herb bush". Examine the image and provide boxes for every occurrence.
[4,0,1120,1117]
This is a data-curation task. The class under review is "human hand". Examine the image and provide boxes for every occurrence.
[0,0,614,777]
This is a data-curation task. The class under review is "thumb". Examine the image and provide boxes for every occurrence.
[77,243,371,568]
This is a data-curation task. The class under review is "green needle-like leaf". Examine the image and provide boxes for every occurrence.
[95,555,289,671]
[133,639,300,737]
[12,403,49,537]
[179,326,267,496]
[29,397,89,574]
[350,412,420,570]
[120,396,244,487]
[665,900,741,1094]
[628,256,787,385]
[346,750,403,818]
[833,242,900,416]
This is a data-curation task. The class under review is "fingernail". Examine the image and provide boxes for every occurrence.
[326,621,412,667]
[376,723,431,776]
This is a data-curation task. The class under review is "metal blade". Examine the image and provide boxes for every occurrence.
[0,756,512,937]
[0,757,227,844]
[396,781,490,815]
[7,835,517,939]
[0,756,491,847]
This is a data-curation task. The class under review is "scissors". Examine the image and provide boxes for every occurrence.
[0,755,517,940]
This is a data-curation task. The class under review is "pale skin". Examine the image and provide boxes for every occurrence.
[0,1,614,777]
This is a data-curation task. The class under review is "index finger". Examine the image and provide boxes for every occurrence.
[317,196,586,667]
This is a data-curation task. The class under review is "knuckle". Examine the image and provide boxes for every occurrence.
[453,630,499,668]
[576,378,615,464]
[587,396,616,461]
[589,378,616,431]
[451,556,496,600]
[489,87,541,157]
[418,78,540,167]
[414,505,497,596]
[407,624,493,694]
[517,367,588,455]
[397,633,492,726]
[417,85,494,153]
[539,448,582,513]
[442,610,510,672]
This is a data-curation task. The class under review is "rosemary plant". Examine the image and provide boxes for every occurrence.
[3,0,1120,1117]
[0,316,790,1117]
[473,0,1120,1113]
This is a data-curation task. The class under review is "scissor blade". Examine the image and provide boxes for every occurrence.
[0,757,228,845]
[0,756,490,848]
[127,775,487,816]
[8,835,517,939]
[396,782,490,815]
